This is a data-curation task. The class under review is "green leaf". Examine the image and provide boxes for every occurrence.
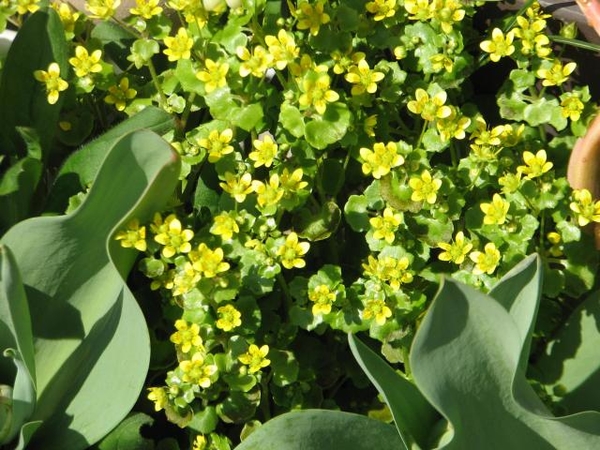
[348,334,438,450]
[344,195,369,232]
[0,156,42,233]
[295,201,341,241]
[95,413,154,450]
[0,8,68,158]
[188,406,219,435]
[48,106,174,213]
[234,409,404,450]
[175,59,204,95]
[279,102,305,138]
[410,254,600,449]
[1,130,180,449]
[269,349,299,387]
[304,103,352,150]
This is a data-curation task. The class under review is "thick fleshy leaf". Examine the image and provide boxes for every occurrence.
[534,288,600,414]
[94,412,154,450]
[410,256,600,449]
[348,333,438,450]
[234,409,404,450]
[0,245,36,445]
[1,130,180,449]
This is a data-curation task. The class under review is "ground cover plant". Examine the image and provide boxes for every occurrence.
[2,0,600,448]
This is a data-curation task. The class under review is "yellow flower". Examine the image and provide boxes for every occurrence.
[196,58,229,93]
[547,231,563,257]
[252,174,285,212]
[52,2,81,36]
[210,212,240,240]
[238,344,270,373]
[480,193,510,225]
[104,77,137,111]
[298,66,339,115]
[370,207,402,244]
[430,53,454,74]
[363,114,378,137]
[216,304,242,332]
[163,27,194,62]
[344,59,385,96]
[437,231,473,265]
[33,62,68,105]
[436,107,471,140]
[69,46,103,78]
[193,435,207,450]
[469,243,501,275]
[85,0,121,20]
[480,28,516,62]
[308,284,337,315]
[365,0,397,21]
[179,352,218,388]
[570,189,600,227]
[360,142,405,179]
[130,0,163,19]
[404,0,432,21]
[170,319,204,354]
[512,15,550,57]
[517,149,553,179]
[560,92,584,122]
[115,218,147,251]
[363,255,413,290]
[189,243,230,278]
[16,0,40,15]
[236,45,273,78]
[536,59,577,87]
[409,170,442,204]
[147,387,168,412]
[362,298,392,326]
[219,172,254,203]
[407,88,452,121]
[279,168,309,195]
[265,29,299,70]
[198,129,234,163]
[431,0,464,33]
[249,135,278,168]
[295,1,330,36]
[278,232,310,269]
[153,214,195,258]
[172,262,201,296]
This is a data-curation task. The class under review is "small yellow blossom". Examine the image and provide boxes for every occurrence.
[280,168,309,196]
[480,28,515,62]
[216,304,242,332]
[560,92,584,122]
[33,62,68,105]
[437,231,473,265]
[163,27,194,62]
[366,0,397,21]
[210,212,240,240]
[193,435,207,450]
[499,172,522,194]
[278,232,310,269]
[407,88,452,121]
[570,189,600,226]
[252,174,285,212]
[153,214,195,258]
[69,46,103,78]
[220,172,254,203]
[362,298,392,326]
[130,0,163,19]
[299,67,339,115]
[239,344,270,373]
[370,207,402,244]
[512,15,551,57]
[536,59,577,87]
[480,193,510,225]
[172,262,201,296]
[517,149,553,179]
[470,243,501,275]
[265,29,299,70]
[309,284,337,315]
[344,59,385,96]
[196,58,229,93]
[198,129,234,163]
[147,387,168,412]
[404,0,432,21]
[236,45,273,78]
[295,1,330,36]
[170,319,204,354]
[431,0,465,33]
[436,108,471,140]
[179,352,218,388]
[249,135,278,168]
[363,255,413,290]
[16,0,40,15]
[85,0,121,20]
[189,243,230,278]
[104,77,137,111]
[409,170,442,204]
[547,231,563,257]
[430,53,454,74]
[364,114,378,137]
[52,2,80,37]
[360,142,405,179]
[115,219,147,251]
